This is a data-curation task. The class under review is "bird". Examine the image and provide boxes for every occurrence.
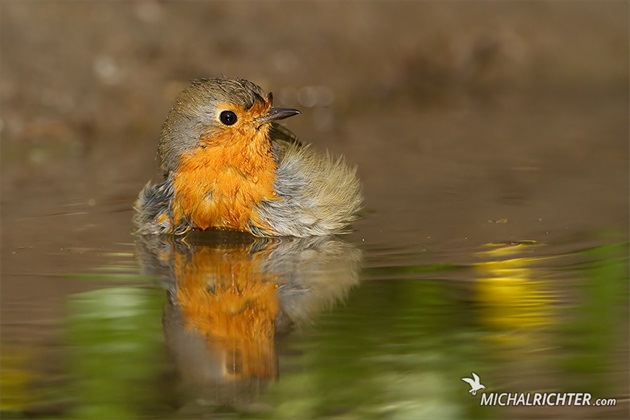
[461,372,486,396]
[133,78,362,238]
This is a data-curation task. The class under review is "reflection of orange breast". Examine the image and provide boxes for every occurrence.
[172,130,279,232]
[174,246,279,379]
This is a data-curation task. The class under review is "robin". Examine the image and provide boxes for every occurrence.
[133,78,362,237]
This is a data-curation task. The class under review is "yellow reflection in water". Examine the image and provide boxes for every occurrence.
[474,242,556,351]
[0,348,35,412]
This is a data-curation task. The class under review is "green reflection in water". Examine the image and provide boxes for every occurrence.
[256,241,628,419]
[561,242,629,396]
[43,240,626,419]
[259,279,493,420]
[65,287,166,419]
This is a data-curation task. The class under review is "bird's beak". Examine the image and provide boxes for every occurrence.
[256,107,300,125]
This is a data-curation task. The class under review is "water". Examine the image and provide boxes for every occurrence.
[2,217,627,419]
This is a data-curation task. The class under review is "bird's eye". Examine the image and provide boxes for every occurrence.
[219,110,238,126]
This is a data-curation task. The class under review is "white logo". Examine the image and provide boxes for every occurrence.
[462,372,486,396]
[460,373,617,407]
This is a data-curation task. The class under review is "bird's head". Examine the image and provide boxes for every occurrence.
[158,78,300,174]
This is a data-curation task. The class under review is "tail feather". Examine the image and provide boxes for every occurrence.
[133,179,175,234]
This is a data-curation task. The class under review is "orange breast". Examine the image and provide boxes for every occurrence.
[172,129,278,233]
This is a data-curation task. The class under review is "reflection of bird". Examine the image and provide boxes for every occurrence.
[461,373,485,396]
[134,78,362,237]
[136,232,362,409]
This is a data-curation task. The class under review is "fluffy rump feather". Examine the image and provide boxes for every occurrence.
[251,141,363,237]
